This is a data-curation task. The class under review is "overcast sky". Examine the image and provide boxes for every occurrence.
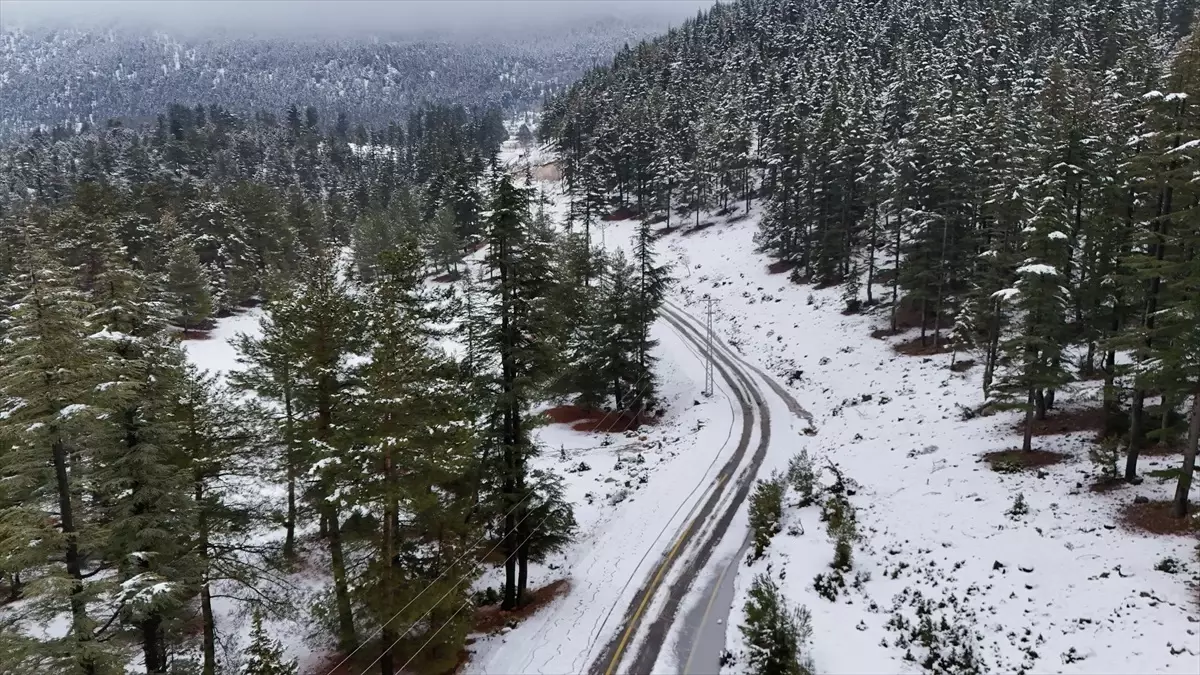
[0,0,714,36]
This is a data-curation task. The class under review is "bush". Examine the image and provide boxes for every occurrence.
[739,574,815,675]
[822,493,858,570]
[749,476,785,560]
[1006,493,1029,519]
[786,450,821,506]
[812,570,846,602]
[1088,435,1121,480]
[1154,556,1180,574]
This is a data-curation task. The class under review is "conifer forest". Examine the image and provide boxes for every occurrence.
[2,1,1200,675]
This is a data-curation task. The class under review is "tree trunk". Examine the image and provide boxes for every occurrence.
[326,508,357,651]
[517,543,530,606]
[1171,389,1200,519]
[1103,348,1119,435]
[141,616,166,674]
[198,485,216,675]
[866,203,878,305]
[379,444,398,675]
[1126,390,1146,481]
[1022,389,1035,453]
[283,388,297,560]
[52,438,97,675]
[1035,388,1047,422]
[6,572,20,602]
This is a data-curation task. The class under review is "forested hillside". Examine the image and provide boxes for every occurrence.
[0,21,648,140]
[544,0,1200,514]
[0,89,674,671]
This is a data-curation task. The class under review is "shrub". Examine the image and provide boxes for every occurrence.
[1006,493,1029,519]
[749,476,785,560]
[740,574,815,675]
[786,450,821,506]
[822,493,858,570]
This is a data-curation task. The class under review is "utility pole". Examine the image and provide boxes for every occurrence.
[703,296,715,397]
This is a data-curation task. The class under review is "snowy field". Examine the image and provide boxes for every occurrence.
[587,200,1200,674]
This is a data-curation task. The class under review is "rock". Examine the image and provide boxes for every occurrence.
[1134,495,1150,504]
[993,560,1006,570]
[1019,566,1034,573]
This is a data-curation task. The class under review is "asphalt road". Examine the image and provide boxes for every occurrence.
[588,300,812,675]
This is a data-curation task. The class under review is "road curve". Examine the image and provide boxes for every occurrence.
[588,301,784,675]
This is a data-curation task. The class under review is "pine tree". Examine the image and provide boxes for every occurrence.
[278,250,363,651]
[164,217,214,335]
[626,220,671,414]
[0,244,122,675]
[989,178,1075,452]
[739,574,814,675]
[230,279,305,561]
[240,610,296,675]
[349,244,479,675]
[474,171,572,609]
[90,277,200,673]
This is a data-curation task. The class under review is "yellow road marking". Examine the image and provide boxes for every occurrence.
[605,472,730,675]
[682,553,734,675]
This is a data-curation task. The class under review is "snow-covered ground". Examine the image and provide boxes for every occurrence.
[586,200,1200,674]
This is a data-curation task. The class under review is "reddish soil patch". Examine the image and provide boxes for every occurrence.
[893,335,955,356]
[432,270,462,283]
[1120,500,1200,536]
[767,259,799,275]
[542,404,600,425]
[542,405,646,433]
[982,448,1070,473]
[602,206,640,222]
[473,580,570,634]
[1013,407,1109,438]
[311,653,368,675]
[572,411,645,433]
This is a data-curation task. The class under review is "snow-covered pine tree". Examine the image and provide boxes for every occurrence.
[989,176,1075,452]
[88,247,200,673]
[163,216,214,335]
[0,244,123,675]
[229,279,306,561]
[240,610,296,675]
[738,573,814,675]
[277,250,363,651]
[350,243,479,675]
[473,171,572,609]
[627,219,671,414]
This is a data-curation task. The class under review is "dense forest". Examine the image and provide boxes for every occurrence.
[543,0,1200,517]
[0,97,670,674]
[0,21,655,140]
